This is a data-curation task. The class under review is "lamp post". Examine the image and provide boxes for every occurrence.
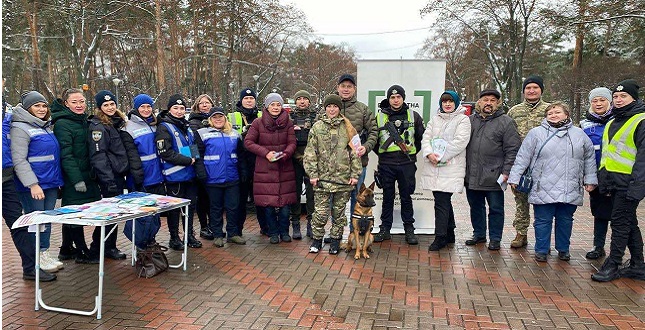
[112,78,122,109]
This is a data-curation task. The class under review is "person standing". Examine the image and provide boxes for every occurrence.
[508,102,597,262]
[304,94,361,254]
[244,93,297,244]
[464,89,521,250]
[51,88,102,263]
[156,94,202,250]
[229,88,267,236]
[507,75,551,248]
[194,107,247,247]
[580,88,615,259]
[373,85,425,245]
[420,91,471,251]
[188,94,216,240]
[289,90,317,239]
[592,79,645,282]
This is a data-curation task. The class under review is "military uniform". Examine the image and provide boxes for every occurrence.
[289,104,317,237]
[507,99,550,239]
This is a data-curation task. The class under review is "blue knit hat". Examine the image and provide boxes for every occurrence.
[95,90,117,108]
[133,94,154,111]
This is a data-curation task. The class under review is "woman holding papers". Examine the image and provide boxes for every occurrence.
[420,91,471,251]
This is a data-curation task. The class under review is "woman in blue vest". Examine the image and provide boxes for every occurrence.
[194,107,247,247]
[86,90,129,260]
[10,91,64,272]
[155,94,202,250]
[120,94,166,248]
[580,87,614,260]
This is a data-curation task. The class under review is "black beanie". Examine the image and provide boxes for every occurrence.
[522,75,544,92]
[95,90,117,108]
[167,94,186,110]
[387,85,406,100]
[613,79,640,100]
[238,88,257,102]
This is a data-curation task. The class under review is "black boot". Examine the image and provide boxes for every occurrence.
[447,228,456,244]
[620,259,645,280]
[428,236,447,251]
[187,231,202,248]
[374,228,391,242]
[291,219,302,240]
[404,227,418,245]
[168,232,184,251]
[329,238,340,255]
[592,259,621,282]
[306,219,313,239]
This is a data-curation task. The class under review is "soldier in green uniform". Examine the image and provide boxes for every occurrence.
[507,76,551,248]
[304,94,362,254]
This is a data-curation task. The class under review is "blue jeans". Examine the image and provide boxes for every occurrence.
[465,189,505,241]
[348,167,367,231]
[18,188,58,251]
[206,184,240,238]
[533,203,577,254]
[265,206,290,237]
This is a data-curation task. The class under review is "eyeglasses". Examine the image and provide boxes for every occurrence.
[198,101,213,106]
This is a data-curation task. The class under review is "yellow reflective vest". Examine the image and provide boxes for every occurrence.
[376,109,416,154]
[599,113,645,174]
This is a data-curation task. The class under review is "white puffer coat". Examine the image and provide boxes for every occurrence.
[508,119,597,205]
[420,106,471,193]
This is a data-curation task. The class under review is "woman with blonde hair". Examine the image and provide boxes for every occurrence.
[194,107,247,247]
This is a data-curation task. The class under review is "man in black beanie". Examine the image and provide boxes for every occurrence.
[507,75,551,249]
[593,79,645,282]
[373,85,425,245]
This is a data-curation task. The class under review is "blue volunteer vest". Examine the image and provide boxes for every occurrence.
[197,127,240,184]
[160,122,195,182]
[581,120,606,167]
[124,116,164,187]
[11,122,64,192]
[2,111,12,169]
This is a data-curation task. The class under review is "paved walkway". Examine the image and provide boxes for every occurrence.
[3,191,645,329]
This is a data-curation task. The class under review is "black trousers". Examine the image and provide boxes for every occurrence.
[608,190,643,264]
[195,181,210,230]
[3,178,36,273]
[378,163,417,230]
[165,181,197,234]
[289,159,314,221]
[432,191,455,237]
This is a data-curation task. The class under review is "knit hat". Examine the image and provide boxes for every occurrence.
[239,88,257,102]
[21,91,47,110]
[323,94,342,109]
[387,85,406,100]
[479,89,501,99]
[263,93,284,109]
[293,90,312,101]
[439,91,461,110]
[588,87,612,104]
[95,90,117,108]
[133,94,154,111]
[167,94,186,110]
[338,74,356,85]
[613,79,640,100]
[522,75,544,92]
[208,106,226,117]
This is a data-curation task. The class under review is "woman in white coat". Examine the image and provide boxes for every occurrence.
[420,91,472,251]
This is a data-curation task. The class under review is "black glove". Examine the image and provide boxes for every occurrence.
[107,183,119,194]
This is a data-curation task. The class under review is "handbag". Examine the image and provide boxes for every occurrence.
[135,243,169,278]
[515,130,559,194]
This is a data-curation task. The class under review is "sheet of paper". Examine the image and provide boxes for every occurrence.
[497,174,508,191]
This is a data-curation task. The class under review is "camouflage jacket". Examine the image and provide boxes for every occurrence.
[507,99,551,139]
[303,114,362,192]
[290,106,318,162]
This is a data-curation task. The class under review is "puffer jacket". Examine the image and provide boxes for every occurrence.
[337,93,377,167]
[303,114,362,193]
[420,106,471,193]
[243,108,297,207]
[508,119,597,205]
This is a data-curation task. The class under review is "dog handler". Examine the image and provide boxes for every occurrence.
[304,94,362,254]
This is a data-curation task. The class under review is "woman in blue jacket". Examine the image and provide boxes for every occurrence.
[194,107,247,247]
[10,91,64,272]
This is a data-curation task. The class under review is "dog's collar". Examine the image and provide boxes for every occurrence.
[351,213,374,220]
[357,201,376,208]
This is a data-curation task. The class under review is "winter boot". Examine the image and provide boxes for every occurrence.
[619,259,645,280]
[404,227,418,245]
[447,228,456,244]
[187,231,202,248]
[309,239,322,253]
[291,219,302,240]
[329,238,340,255]
[374,228,391,242]
[168,232,184,251]
[428,236,448,251]
[510,233,528,248]
[592,259,621,282]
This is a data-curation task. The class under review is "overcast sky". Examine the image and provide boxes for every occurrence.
[282,0,435,60]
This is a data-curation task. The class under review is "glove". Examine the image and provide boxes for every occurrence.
[74,181,87,192]
[107,183,119,194]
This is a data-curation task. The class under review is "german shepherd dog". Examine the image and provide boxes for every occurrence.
[344,182,376,259]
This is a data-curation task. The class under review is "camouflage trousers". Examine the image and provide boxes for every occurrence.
[512,186,531,235]
[311,190,351,240]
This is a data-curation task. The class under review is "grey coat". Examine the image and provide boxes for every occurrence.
[508,119,597,205]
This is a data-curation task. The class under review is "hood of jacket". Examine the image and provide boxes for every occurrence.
[159,110,190,133]
[236,103,259,118]
[12,104,50,128]
[50,98,87,124]
[319,113,345,127]
[473,106,504,121]
[540,117,573,137]
[128,109,157,126]
[188,110,209,122]
[613,99,645,120]
[379,98,410,115]
[436,104,466,120]
[260,108,290,131]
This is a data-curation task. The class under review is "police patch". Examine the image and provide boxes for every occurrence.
[246,89,252,95]
[156,140,165,150]
[174,131,179,137]
[617,85,624,91]
[104,95,112,101]
[92,131,102,141]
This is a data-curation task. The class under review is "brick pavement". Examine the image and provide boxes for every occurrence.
[3,191,645,329]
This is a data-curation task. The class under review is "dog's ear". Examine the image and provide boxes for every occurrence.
[368,181,376,190]
[359,182,366,193]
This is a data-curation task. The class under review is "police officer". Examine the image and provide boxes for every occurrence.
[289,90,317,239]
[592,79,645,282]
[373,85,425,245]
[156,94,202,250]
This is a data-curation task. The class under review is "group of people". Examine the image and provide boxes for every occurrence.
[2,73,643,284]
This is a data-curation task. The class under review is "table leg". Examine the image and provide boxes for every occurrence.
[35,228,40,311]
[183,204,188,271]
[97,225,106,319]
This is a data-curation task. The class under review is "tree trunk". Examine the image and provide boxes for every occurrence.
[155,0,166,95]
[572,0,587,123]
[25,2,44,92]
